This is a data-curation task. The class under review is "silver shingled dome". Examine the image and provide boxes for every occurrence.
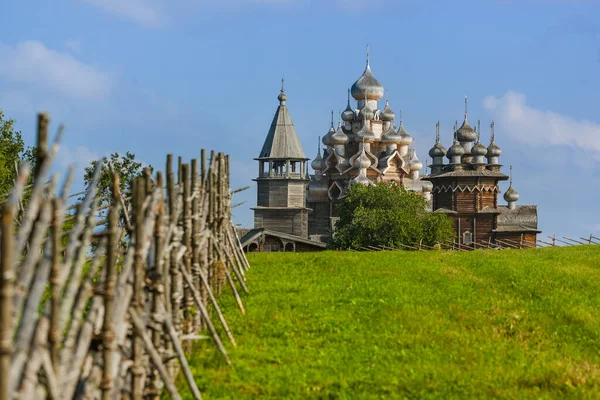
[456,116,477,142]
[447,136,465,160]
[351,63,384,101]
[331,123,349,145]
[429,142,447,158]
[379,100,395,121]
[472,140,488,156]
[504,185,519,203]
[381,123,401,143]
[341,90,355,122]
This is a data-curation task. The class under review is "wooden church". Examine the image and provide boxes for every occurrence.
[241,56,539,252]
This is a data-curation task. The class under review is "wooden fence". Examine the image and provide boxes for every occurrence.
[0,113,249,399]
[359,234,600,252]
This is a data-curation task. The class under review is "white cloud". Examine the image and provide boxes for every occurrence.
[484,91,600,161]
[0,40,111,101]
[82,0,165,26]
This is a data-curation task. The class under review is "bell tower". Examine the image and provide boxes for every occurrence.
[252,82,310,238]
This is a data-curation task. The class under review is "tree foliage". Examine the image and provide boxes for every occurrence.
[82,152,151,248]
[0,109,37,197]
[329,182,455,250]
[83,151,149,204]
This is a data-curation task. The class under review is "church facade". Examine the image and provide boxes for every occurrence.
[241,56,539,252]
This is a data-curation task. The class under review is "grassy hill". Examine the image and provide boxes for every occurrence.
[180,246,600,399]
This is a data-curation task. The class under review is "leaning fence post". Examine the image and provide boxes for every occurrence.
[0,193,16,400]
[35,112,49,178]
[100,174,120,400]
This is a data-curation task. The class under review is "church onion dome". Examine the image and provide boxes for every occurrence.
[355,120,376,141]
[354,147,372,169]
[487,140,502,158]
[472,140,487,157]
[397,120,413,146]
[277,87,287,103]
[504,185,520,203]
[322,112,336,146]
[341,90,355,122]
[380,99,395,121]
[311,151,323,171]
[456,116,477,142]
[351,61,384,101]
[409,152,423,172]
[331,123,348,145]
[456,97,477,142]
[447,136,465,160]
[381,123,401,143]
[429,142,447,158]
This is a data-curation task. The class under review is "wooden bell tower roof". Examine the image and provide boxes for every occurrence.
[256,81,307,161]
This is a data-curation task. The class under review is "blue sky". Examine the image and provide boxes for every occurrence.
[1,0,599,238]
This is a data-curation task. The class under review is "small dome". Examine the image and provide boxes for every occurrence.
[380,100,395,121]
[504,185,519,203]
[311,151,323,171]
[381,123,401,143]
[277,89,287,103]
[322,125,335,146]
[409,153,423,172]
[487,140,502,158]
[341,90,355,122]
[351,63,384,101]
[355,120,376,142]
[472,140,488,157]
[429,142,447,158]
[422,180,433,192]
[359,103,375,120]
[331,124,348,145]
[354,147,372,169]
[397,121,413,146]
[456,116,477,142]
[447,137,465,160]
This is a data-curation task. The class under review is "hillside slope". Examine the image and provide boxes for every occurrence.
[182,246,600,399]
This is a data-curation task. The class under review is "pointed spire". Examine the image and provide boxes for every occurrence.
[464,96,468,117]
[281,77,285,91]
[347,89,351,106]
[490,121,495,141]
[330,110,334,128]
[385,89,389,104]
[477,120,481,142]
[436,121,440,143]
[399,110,403,125]
[366,44,370,66]
[509,165,513,186]
[317,136,321,155]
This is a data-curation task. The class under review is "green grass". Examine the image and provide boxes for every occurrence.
[179,246,600,399]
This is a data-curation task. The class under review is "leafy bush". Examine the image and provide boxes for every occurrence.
[329,182,454,250]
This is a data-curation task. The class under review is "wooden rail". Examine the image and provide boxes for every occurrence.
[0,113,249,399]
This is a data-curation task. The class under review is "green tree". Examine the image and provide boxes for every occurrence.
[82,152,151,246]
[0,109,37,197]
[329,182,455,250]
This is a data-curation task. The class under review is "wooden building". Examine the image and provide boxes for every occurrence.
[423,108,540,248]
[241,82,326,252]
[305,55,430,242]
[242,54,540,252]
